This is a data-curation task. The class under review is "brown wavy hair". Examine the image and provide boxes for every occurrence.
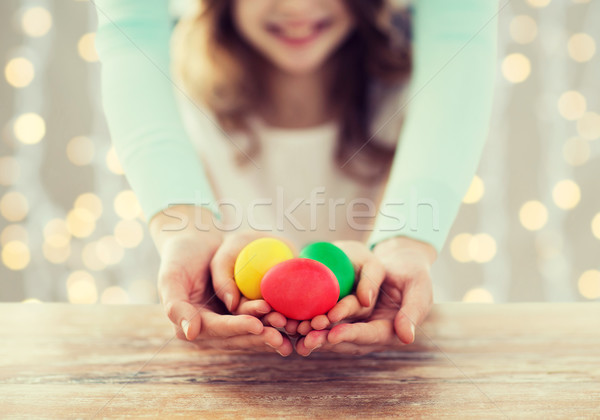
[173,0,412,184]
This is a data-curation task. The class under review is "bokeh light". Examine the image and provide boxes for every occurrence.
[509,15,538,44]
[4,57,35,88]
[563,137,590,166]
[2,240,30,270]
[468,233,497,263]
[462,288,494,303]
[43,218,70,247]
[557,91,587,120]
[101,286,130,304]
[519,200,548,231]
[96,235,124,265]
[66,270,98,304]
[0,191,29,222]
[66,136,95,166]
[577,270,600,299]
[0,156,20,186]
[81,241,106,271]
[21,7,53,37]
[106,146,124,174]
[502,53,531,83]
[13,113,45,144]
[77,33,98,62]
[450,233,473,263]
[1,224,28,246]
[567,33,596,62]
[552,180,581,210]
[463,175,485,204]
[527,0,551,7]
[66,208,96,238]
[114,190,142,220]
[576,112,600,140]
[42,241,71,264]
[21,298,42,304]
[114,219,144,248]
[591,213,600,240]
[74,193,103,221]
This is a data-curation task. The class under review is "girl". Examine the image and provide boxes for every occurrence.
[94,0,498,356]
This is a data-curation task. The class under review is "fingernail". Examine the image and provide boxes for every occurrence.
[307,344,322,356]
[368,289,374,307]
[276,350,285,357]
[224,293,233,311]
[410,324,416,342]
[181,319,189,340]
[265,342,276,349]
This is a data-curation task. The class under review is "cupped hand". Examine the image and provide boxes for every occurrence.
[150,205,293,356]
[209,229,298,352]
[294,240,385,336]
[295,236,436,356]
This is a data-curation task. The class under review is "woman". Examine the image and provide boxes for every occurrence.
[94,0,498,356]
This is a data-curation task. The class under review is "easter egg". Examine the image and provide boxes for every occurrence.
[260,258,340,320]
[299,242,355,299]
[234,237,294,300]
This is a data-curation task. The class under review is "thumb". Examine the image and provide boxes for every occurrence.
[210,244,242,312]
[393,276,433,344]
[158,270,204,341]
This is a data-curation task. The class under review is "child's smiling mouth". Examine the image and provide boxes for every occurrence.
[265,18,334,47]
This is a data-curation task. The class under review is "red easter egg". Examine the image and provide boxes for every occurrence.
[260,258,340,321]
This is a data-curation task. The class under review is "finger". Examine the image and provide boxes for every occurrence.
[209,327,290,355]
[394,278,433,344]
[158,273,202,341]
[262,312,287,329]
[327,320,396,346]
[172,324,187,341]
[295,336,319,357]
[210,239,243,312]
[201,311,263,337]
[326,295,362,323]
[303,330,328,350]
[233,298,271,317]
[355,258,385,308]
[284,319,299,335]
[297,334,382,356]
[317,342,380,356]
[297,320,313,336]
[310,315,330,331]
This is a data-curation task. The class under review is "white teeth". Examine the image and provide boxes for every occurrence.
[281,25,315,39]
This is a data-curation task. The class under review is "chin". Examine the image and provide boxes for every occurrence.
[270,53,330,75]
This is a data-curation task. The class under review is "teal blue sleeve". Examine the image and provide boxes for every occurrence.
[367,0,498,254]
[93,0,219,224]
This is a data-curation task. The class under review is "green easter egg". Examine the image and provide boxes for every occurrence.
[299,242,355,299]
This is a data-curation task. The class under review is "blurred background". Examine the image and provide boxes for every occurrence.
[0,0,598,304]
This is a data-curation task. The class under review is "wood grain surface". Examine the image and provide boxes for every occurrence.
[0,303,598,419]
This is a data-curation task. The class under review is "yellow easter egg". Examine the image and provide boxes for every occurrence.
[234,237,294,300]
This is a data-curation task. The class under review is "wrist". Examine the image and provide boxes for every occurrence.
[149,204,222,254]
[372,236,437,265]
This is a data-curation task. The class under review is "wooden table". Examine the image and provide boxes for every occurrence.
[1,303,598,418]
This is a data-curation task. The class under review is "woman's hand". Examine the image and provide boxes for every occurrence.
[295,236,436,356]
[150,205,292,356]
[293,241,385,336]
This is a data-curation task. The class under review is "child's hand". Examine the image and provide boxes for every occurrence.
[295,241,385,336]
[150,206,292,356]
[209,230,296,346]
[295,236,436,356]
